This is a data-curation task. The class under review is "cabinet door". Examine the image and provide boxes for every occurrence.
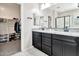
[42,33,51,47]
[42,33,52,55]
[33,32,41,43]
[42,37,51,47]
[34,42,41,50]
[52,39,63,56]
[32,31,42,50]
[63,41,77,56]
[76,38,79,56]
[42,44,52,56]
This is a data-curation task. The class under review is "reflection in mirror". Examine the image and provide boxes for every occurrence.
[65,16,70,28]
[33,14,40,26]
[55,15,79,32]
[33,15,79,32]
[48,16,52,29]
[72,16,79,28]
[55,16,70,31]
[55,16,70,29]
[33,13,36,25]
[55,17,64,29]
[39,16,44,27]
[33,15,52,29]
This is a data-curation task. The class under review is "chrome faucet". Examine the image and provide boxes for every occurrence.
[64,26,69,32]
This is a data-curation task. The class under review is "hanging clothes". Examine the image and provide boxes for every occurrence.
[14,22,21,33]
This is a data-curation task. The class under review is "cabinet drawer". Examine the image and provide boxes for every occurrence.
[53,34,75,39]
[63,41,77,46]
[32,32,41,37]
[33,39,41,43]
[42,44,52,56]
[33,32,41,37]
[34,42,41,50]
[63,42,77,56]
[53,34,76,42]
[42,37,51,46]
[42,33,51,38]
[52,39,63,56]
[33,36,41,39]
[33,36,41,40]
[33,37,41,45]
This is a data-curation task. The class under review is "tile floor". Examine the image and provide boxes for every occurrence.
[12,46,48,56]
[0,39,21,56]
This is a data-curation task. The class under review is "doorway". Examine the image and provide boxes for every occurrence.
[0,3,21,56]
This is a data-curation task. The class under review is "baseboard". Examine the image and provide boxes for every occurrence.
[21,46,34,52]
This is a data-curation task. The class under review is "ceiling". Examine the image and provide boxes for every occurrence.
[41,3,78,13]
[0,3,20,8]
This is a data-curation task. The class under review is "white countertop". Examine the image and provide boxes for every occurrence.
[32,29,79,37]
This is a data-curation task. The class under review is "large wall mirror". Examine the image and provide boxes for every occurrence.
[71,16,79,28]
[33,14,40,26]
[55,16,70,29]
[55,17,64,29]
[33,14,79,30]
[55,15,79,29]
[33,14,52,28]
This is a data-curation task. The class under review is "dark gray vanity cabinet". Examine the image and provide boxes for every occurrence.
[42,44,52,56]
[32,31,79,56]
[42,33,51,47]
[63,41,77,56]
[42,33,52,56]
[76,38,79,56]
[32,31,42,50]
[32,31,52,56]
[52,39,63,56]
[52,34,63,56]
[52,34,77,56]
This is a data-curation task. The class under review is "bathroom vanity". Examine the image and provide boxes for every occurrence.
[32,29,79,56]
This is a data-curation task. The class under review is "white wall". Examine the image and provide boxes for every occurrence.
[0,23,8,34]
[21,3,39,51]
[0,4,20,34]
[0,3,20,19]
[21,3,59,51]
